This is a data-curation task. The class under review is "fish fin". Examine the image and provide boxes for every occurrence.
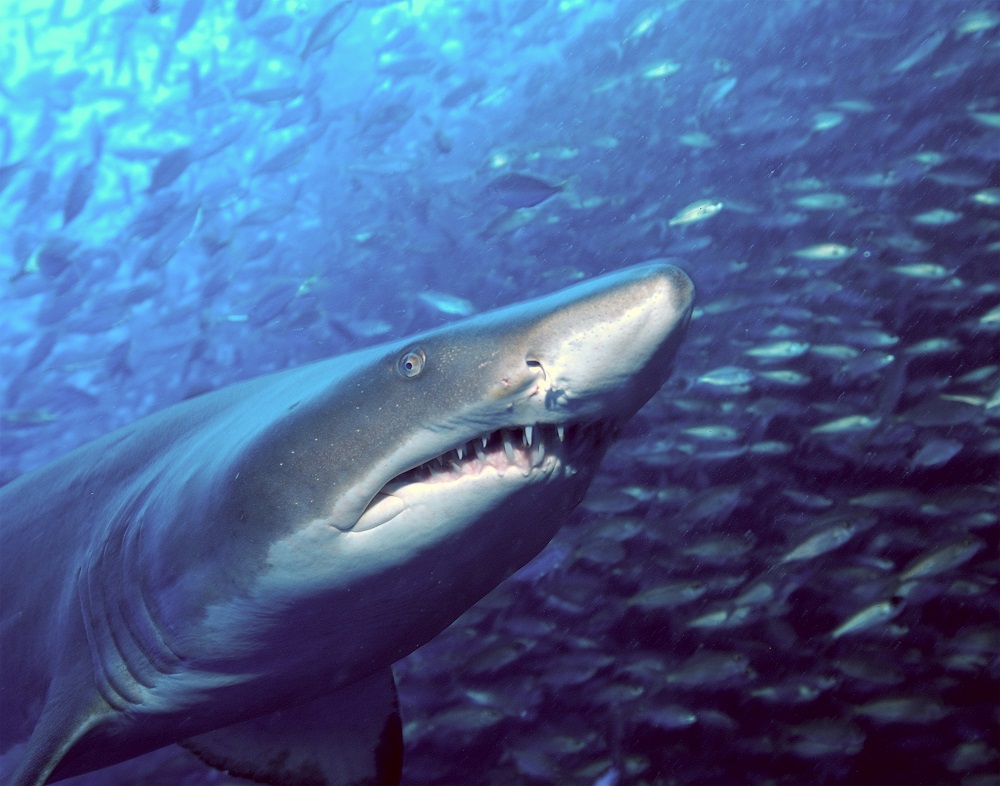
[559,173,583,208]
[181,670,403,786]
[7,675,112,786]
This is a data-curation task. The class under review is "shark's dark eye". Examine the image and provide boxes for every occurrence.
[397,348,426,378]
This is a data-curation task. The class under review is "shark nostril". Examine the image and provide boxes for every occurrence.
[526,358,546,380]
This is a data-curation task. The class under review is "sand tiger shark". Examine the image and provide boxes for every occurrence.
[0,263,693,786]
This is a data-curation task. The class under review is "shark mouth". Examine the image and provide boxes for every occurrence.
[354,421,618,531]
[389,421,618,489]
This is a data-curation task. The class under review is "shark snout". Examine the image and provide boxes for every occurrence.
[524,263,694,418]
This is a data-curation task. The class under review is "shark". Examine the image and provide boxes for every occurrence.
[0,262,694,786]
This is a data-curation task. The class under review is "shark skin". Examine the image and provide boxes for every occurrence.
[0,262,694,786]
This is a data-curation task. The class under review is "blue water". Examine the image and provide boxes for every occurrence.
[1,0,998,783]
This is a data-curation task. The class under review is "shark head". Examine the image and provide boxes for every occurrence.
[343,260,695,537]
[208,262,695,677]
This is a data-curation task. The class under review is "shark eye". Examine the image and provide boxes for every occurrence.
[397,348,426,378]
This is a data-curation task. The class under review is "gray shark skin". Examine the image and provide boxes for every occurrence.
[0,262,693,786]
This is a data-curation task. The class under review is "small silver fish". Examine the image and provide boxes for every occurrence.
[831,597,905,639]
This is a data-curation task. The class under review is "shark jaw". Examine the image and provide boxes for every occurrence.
[356,421,616,532]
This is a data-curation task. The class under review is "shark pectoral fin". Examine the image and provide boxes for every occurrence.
[181,670,403,786]
[8,674,113,786]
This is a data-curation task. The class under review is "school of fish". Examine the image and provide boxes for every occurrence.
[0,0,997,784]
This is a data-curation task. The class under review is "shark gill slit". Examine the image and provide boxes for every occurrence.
[78,498,184,711]
[79,560,138,711]
[122,519,185,675]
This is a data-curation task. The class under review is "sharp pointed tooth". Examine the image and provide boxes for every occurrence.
[524,425,533,446]
[481,435,489,449]
[503,432,515,463]
[456,445,464,461]
[474,439,487,461]
[557,425,565,442]
[534,440,545,467]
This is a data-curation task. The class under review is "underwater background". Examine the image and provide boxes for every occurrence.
[1,0,998,783]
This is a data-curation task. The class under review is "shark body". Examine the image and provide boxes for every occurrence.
[0,263,693,786]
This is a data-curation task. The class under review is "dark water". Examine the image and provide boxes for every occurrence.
[1,0,998,783]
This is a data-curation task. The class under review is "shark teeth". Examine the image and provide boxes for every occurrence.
[502,430,517,463]
[388,422,612,489]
